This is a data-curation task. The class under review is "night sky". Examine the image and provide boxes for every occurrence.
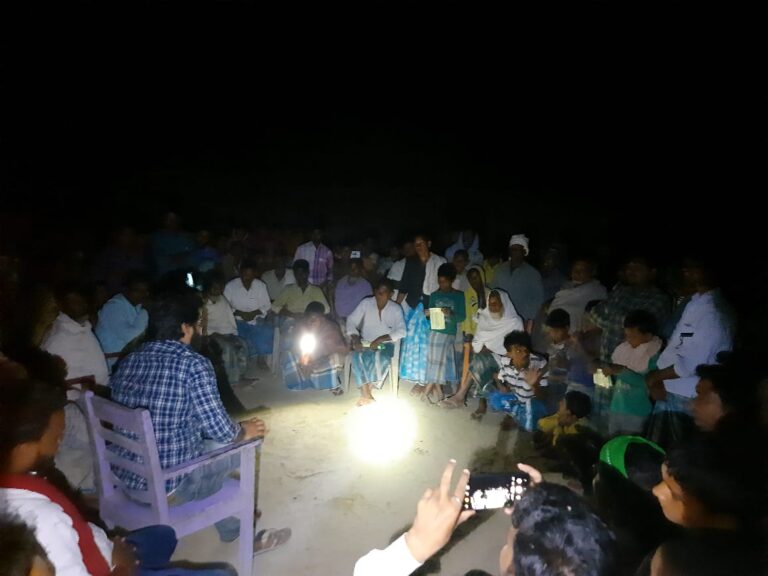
[3,3,760,264]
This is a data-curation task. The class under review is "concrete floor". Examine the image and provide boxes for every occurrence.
[174,361,556,575]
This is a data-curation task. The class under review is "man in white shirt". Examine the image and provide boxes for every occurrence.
[42,285,108,387]
[646,256,733,424]
[224,260,274,369]
[346,279,406,406]
[261,258,295,301]
[42,285,108,491]
[203,273,248,386]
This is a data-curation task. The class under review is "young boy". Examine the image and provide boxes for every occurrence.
[423,264,466,402]
[604,310,662,435]
[536,390,592,448]
[486,331,548,430]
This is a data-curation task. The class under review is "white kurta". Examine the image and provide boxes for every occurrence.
[205,296,238,335]
[42,313,108,385]
[223,278,271,324]
[657,290,733,398]
[346,297,406,343]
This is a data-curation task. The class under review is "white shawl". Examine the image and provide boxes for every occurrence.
[472,289,524,355]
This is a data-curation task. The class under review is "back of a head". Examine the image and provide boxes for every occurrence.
[0,511,51,576]
[147,291,202,341]
[0,379,67,468]
[510,483,617,576]
[304,301,326,316]
[545,308,571,330]
[564,390,591,420]
[624,309,658,335]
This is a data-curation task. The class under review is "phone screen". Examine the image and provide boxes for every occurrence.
[462,472,530,511]
[186,272,195,288]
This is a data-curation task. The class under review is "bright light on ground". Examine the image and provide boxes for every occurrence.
[347,399,417,464]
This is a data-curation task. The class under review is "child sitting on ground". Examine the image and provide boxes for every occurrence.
[536,390,593,449]
[486,331,548,430]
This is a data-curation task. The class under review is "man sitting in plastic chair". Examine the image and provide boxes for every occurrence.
[109,291,291,556]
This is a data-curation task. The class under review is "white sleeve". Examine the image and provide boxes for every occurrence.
[353,534,422,576]
[27,500,111,576]
[389,305,407,342]
[256,281,272,317]
[672,313,731,378]
[223,281,237,309]
[346,300,365,337]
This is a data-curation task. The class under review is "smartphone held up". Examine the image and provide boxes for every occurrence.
[462,472,530,511]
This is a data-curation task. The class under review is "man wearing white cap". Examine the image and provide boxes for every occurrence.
[490,234,544,330]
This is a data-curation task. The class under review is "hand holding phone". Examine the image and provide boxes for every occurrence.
[462,472,531,511]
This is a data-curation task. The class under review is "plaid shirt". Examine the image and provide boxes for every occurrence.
[110,340,240,492]
[588,285,670,362]
[294,241,334,285]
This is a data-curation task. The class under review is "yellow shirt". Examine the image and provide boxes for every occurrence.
[271,284,330,315]
[537,415,591,446]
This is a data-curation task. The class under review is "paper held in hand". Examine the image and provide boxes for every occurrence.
[429,307,446,330]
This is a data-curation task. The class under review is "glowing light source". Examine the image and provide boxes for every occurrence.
[347,399,417,464]
[299,333,317,356]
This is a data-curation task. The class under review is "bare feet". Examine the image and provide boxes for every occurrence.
[410,384,426,397]
[356,397,376,407]
[438,395,466,409]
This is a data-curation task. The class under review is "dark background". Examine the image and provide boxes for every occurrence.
[2,3,762,268]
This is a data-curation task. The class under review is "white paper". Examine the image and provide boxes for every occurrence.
[429,307,446,330]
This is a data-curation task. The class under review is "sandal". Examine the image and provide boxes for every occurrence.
[253,527,292,556]
[331,387,344,396]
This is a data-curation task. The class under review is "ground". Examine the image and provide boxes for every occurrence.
[174,360,565,575]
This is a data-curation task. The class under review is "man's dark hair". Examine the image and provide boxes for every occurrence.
[503,330,532,352]
[509,483,617,576]
[437,263,457,281]
[695,363,747,412]
[0,379,67,462]
[147,291,202,341]
[453,249,470,260]
[201,271,226,294]
[124,270,151,291]
[304,301,326,316]
[564,390,591,419]
[240,259,259,273]
[53,282,87,302]
[0,510,51,576]
[545,308,571,329]
[624,254,657,270]
[666,434,761,523]
[623,309,657,335]
[293,259,310,272]
[656,531,761,576]
[375,278,395,293]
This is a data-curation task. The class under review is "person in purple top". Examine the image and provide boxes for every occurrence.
[333,258,373,322]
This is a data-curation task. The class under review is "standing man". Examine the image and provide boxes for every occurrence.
[491,234,545,331]
[294,228,334,288]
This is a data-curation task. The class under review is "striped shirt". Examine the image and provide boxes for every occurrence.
[498,353,547,401]
[294,241,334,286]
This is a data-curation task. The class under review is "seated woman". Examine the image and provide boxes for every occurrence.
[346,279,406,406]
[439,289,523,411]
[484,330,548,429]
[283,302,349,395]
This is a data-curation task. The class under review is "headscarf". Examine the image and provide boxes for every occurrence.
[472,288,524,355]
[508,234,530,256]
[445,232,484,265]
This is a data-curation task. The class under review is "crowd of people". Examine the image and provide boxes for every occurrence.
[1,211,766,575]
